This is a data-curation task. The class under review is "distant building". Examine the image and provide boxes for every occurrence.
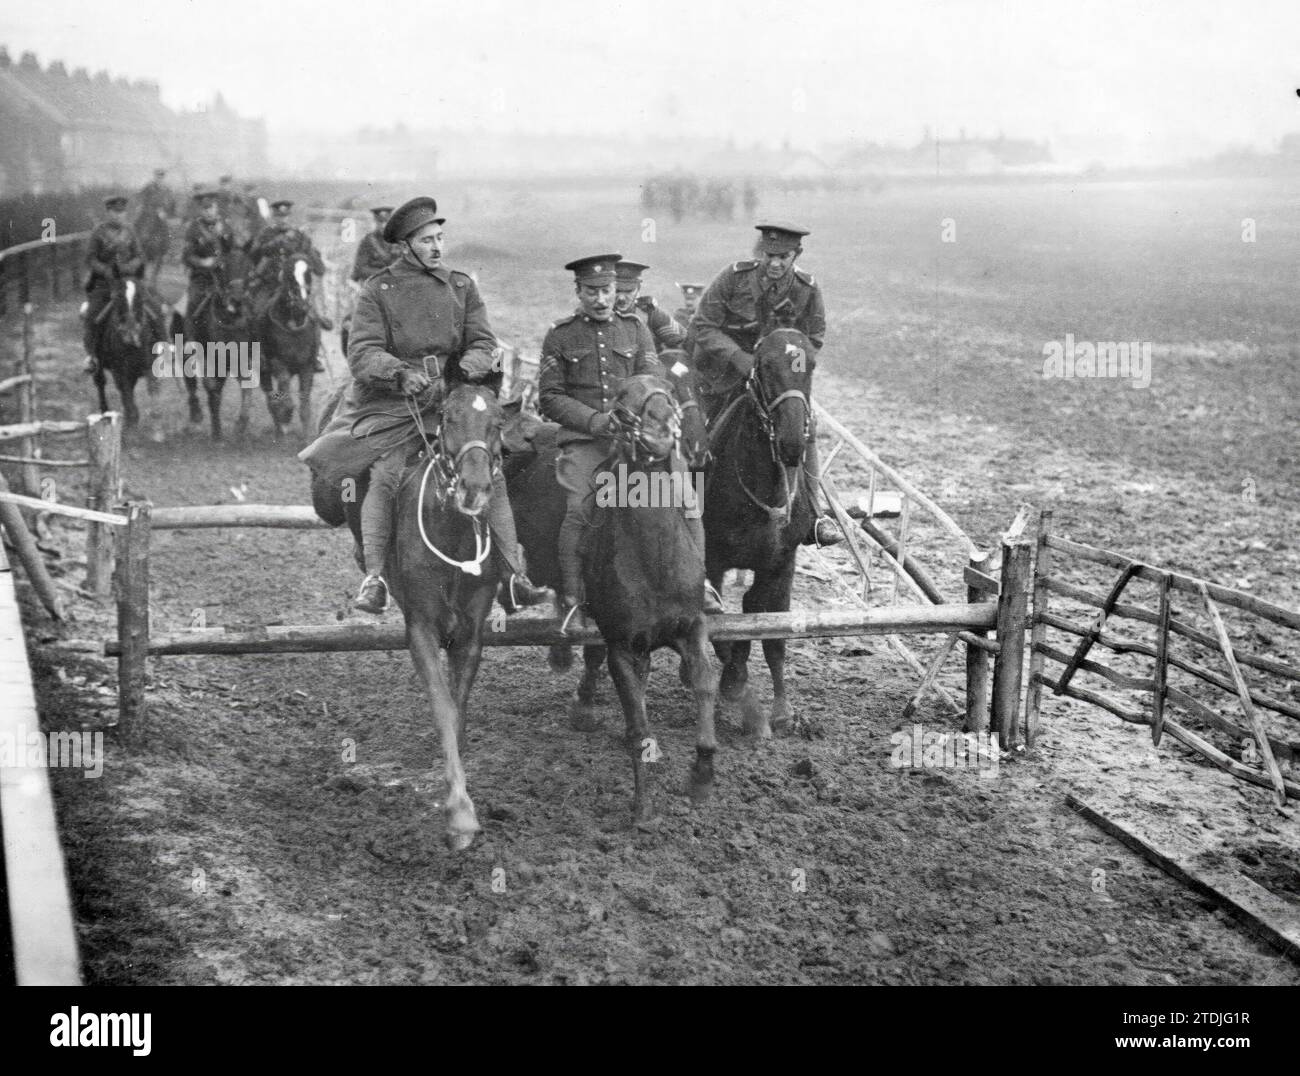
[833,129,1053,177]
[0,46,267,195]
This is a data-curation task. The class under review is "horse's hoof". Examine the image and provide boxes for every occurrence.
[569,700,603,732]
[740,691,772,740]
[547,645,573,672]
[445,829,477,852]
[687,769,714,806]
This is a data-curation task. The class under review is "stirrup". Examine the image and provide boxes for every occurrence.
[704,581,724,614]
[559,599,588,636]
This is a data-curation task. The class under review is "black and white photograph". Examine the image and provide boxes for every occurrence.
[0,0,1297,1016]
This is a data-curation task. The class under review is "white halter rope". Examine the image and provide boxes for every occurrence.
[415,453,492,576]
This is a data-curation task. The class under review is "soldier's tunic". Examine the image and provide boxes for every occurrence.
[351,231,401,283]
[298,254,523,577]
[248,222,328,319]
[181,217,235,328]
[538,309,661,597]
[83,220,148,353]
[137,179,176,219]
[691,258,825,403]
[635,303,688,353]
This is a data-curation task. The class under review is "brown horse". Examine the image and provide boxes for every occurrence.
[259,255,320,441]
[91,276,160,428]
[703,327,818,737]
[508,375,717,825]
[320,384,503,850]
[508,349,709,705]
[182,249,256,440]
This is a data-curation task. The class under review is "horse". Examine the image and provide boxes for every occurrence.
[258,255,321,441]
[512,374,717,826]
[508,349,710,703]
[314,383,503,850]
[702,327,819,738]
[91,275,160,428]
[182,249,257,440]
[135,208,170,287]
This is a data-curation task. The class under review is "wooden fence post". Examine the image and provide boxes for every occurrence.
[992,536,1032,750]
[964,550,994,733]
[114,501,151,739]
[20,250,30,307]
[49,241,60,301]
[0,256,8,318]
[1025,509,1053,747]
[18,302,40,498]
[85,412,122,598]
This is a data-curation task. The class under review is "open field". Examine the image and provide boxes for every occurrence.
[8,173,1299,984]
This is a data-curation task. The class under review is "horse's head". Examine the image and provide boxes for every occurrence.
[610,374,682,464]
[660,350,708,469]
[274,256,313,326]
[750,326,815,467]
[436,383,503,517]
[111,277,143,347]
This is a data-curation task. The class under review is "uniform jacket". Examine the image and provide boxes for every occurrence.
[299,256,499,483]
[182,219,235,290]
[351,231,401,283]
[137,180,176,219]
[248,223,327,279]
[636,303,687,353]
[691,260,825,393]
[84,221,144,290]
[538,309,661,445]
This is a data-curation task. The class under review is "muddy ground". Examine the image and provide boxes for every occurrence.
[8,176,1299,984]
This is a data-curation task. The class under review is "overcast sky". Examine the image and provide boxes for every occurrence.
[4,0,1299,165]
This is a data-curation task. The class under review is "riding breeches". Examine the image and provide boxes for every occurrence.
[360,447,526,581]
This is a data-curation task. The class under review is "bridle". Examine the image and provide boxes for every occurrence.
[610,385,682,464]
[408,392,502,576]
[267,256,311,332]
[744,331,811,463]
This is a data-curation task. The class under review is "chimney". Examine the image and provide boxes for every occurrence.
[0,47,11,69]
[49,60,67,76]
[19,50,40,70]
[94,69,111,83]
[73,66,89,80]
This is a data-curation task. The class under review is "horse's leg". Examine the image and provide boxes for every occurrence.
[758,559,798,733]
[92,363,110,416]
[548,595,573,670]
[207,377,224,441]
[236,379,252,436]
[116,367,139,428]
[184,375,203,424]
[447,583,494,743]
[732,577,769,738]
[569,643,607,732]
[407,617,479,851]
[680,617,719,804]
[607,643,655,828]
[298,367,315,439]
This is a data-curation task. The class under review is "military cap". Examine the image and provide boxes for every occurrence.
[269,199,294,213]
[754,221,810,254]
[614,260,650,290]
[103,195,129,211]
[370,205,394,216]
[152,167,167,177]
[675,282,706,299]
[193,189,221,203]
[384,196,444,243]
[564,253,621,286]
[219,174,233,184]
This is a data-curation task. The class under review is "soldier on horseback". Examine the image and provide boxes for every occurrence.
[248,199,334,331]
[691,221,842,547]
[612,260,687,354]
[673,281,704,337]
[351,207,401,283]
[137,168,176,221]
[538,254,723,628]
[181,190,235,334]
[299,196,547,617]
[80,195,167,375]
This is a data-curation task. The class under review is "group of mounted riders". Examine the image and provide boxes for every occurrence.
[296,194,844,631]
[80,169,332,396]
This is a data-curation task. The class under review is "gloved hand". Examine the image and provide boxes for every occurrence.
[589,411,619,437]
[459,348,502,382]
[398,368,433,397]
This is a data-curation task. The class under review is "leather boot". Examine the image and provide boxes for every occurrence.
[805,515,844,546]
[498,572,550,614]
[703,581,724,614]
[354,572,388,614]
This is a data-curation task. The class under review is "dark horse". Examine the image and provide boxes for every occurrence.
[259,254,321,441]
[514,374,718,827]
[91,275,159,428]
[509,349,710,707]
[182,249,256,440]
[311,383,503,850]
[703,327,818,738]
[135,207,170,287]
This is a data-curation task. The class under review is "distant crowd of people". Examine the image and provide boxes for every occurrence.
[642,175,760,224]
